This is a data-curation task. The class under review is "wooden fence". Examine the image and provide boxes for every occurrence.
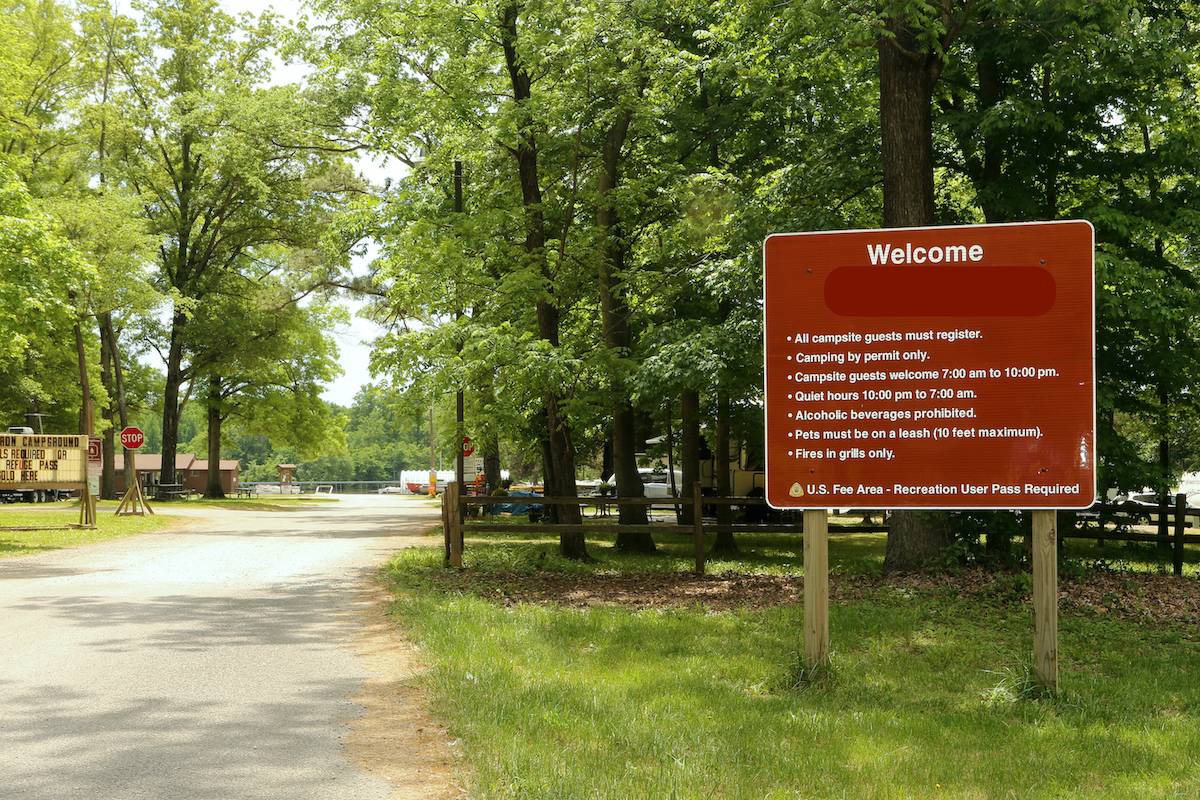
[439,484,1199,577]
[439,482,884,574]
[1076,494,1197,576]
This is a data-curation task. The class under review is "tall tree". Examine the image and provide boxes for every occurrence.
[105,0,353,488]
[874,0,967,572]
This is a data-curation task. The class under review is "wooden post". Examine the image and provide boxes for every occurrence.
[115,451,152,517]
[692,482,705,575]
[449,481,463,568]
[1173,492,1186,577]
[803,509,829,670]
[78,482,97,529]
[1032,509,1058,692]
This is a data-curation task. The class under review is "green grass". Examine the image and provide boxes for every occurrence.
[0,502,172,557]
[383,528,1200,799]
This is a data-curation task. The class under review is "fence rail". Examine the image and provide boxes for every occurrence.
[442,483,885,574]
[440,485,1198,577]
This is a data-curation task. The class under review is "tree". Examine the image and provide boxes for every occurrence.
[870,0,968,571]
[186,278,344,497]
[0,166,90,425]
[104,0,354,488]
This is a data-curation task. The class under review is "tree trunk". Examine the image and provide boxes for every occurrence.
[100,321,116,499]
[205,375,225,499]
[712,388,737,555]
[71,303,94,436]
[879,15,954,572]
[100,313,134,492]
[596,108,652,552]
[679,389,700,525]
[601,436,614,482]
[878,20,937,229]
[501,1,584,557]
[483,435,502,494]
[160,310,187,489]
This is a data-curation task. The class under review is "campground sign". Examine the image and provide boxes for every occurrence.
[763,221,1096,510]
[0,434,89,488]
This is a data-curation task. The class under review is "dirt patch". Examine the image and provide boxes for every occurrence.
[348,580,464,800]
[431,567,1200,627]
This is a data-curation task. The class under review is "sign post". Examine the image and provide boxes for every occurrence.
[764,221,1095,689]
[86,436,101,524]
[1031,509,1057,688]
[115,426,152,517]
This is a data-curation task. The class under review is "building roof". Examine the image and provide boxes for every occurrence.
[112,453,238,472]
[114,452,196,471]
[193,459,240,471]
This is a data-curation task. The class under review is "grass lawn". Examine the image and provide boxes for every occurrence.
[0,502,172,557]
[383,524,1200,799]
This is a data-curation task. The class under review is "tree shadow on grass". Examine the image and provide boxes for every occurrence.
[0,540,61,556]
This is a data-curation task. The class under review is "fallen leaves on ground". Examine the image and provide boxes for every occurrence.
[424,567,1200,627]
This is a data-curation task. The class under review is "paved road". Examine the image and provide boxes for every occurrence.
[0,495,440,800]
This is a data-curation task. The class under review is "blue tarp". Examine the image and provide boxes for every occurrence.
[491,490,542,515]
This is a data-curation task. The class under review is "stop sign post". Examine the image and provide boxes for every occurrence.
[120,427,145,450]
[114,426,153,517]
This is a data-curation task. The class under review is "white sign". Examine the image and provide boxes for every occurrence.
[0,434,88,488]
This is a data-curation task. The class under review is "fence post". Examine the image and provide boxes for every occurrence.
[802,509,829,671]
[692,482,705,575]
[449,482,463,568]
[1032,509,1058,692]
[1174,493,1186,577]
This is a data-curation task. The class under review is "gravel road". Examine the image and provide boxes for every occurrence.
[0,494,441,800]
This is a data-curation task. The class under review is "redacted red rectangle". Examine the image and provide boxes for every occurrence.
[824,266,1056,316]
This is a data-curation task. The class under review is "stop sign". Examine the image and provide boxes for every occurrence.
[120,426,145,450]
[462,435,475,457]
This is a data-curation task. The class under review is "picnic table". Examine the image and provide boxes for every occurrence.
[154,483,191,501]
[236,486,257,499]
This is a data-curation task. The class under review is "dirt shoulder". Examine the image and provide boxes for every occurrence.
[348,575,463,799]
[423,567,1200,628]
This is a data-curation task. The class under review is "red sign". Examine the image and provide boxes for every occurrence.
[763,221,1095,510]
[87,436,102,464]
[120,426,145,450]
[462,436,475,458]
